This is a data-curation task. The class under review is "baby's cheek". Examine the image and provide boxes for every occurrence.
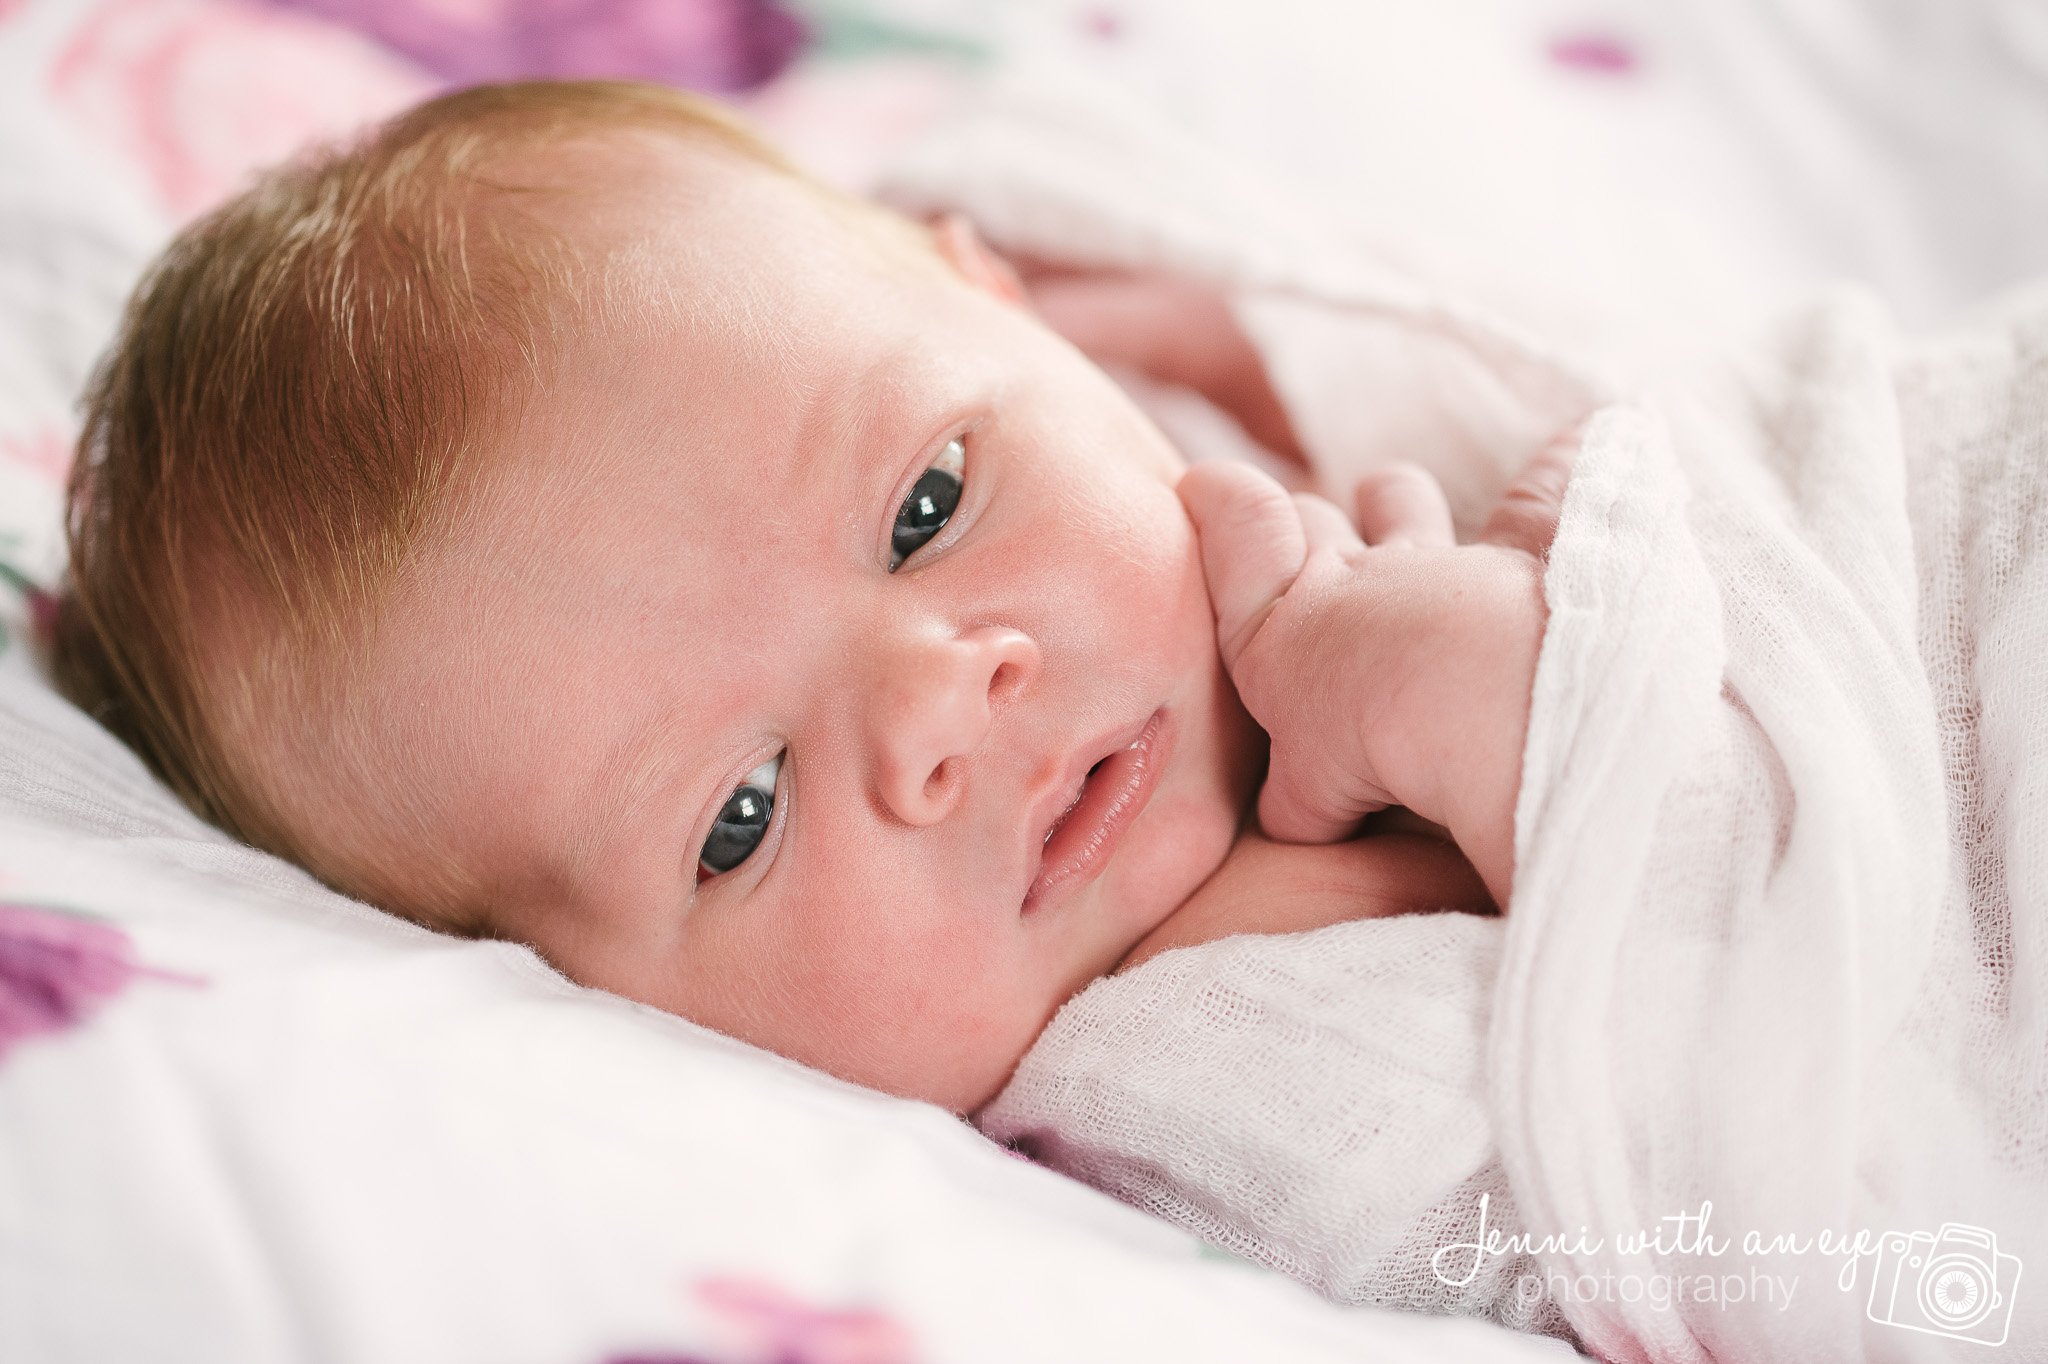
[776,933,1038,1109]
[740,865,1009,1052]
[1069,497,1197,658]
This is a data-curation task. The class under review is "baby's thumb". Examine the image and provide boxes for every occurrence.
[1257,735,1383,845]
[1176,460,1306,671]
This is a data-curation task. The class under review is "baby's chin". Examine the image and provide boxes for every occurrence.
[1117,666,1265,947]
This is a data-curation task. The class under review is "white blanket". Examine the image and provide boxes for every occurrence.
[889,70,2048,1363]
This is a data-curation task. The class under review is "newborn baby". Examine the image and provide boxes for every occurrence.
[54,77,2048,1360]
[52,80,1546,1113]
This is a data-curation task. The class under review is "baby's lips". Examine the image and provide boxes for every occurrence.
[1175,460,1307,671]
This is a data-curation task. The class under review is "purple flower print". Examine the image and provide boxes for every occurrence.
[265,0,810,94]
[0,902,200,1063]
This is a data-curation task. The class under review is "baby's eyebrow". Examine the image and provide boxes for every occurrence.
[793,344,912,479]
[567,698,711,887]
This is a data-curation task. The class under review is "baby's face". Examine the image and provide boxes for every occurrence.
[340,135,1260,1111]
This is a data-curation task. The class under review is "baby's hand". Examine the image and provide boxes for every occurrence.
[1177,438,1575,907]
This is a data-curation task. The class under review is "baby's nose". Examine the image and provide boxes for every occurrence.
[866,624,1039,826]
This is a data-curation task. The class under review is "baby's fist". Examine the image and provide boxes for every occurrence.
[1177,459,1426,843]
[1178,440,1572,908]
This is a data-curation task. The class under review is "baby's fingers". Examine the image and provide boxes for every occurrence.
[1480,426,1580,557]
[1292,492,1364,559]
[1177,460,1306,670]
[1355,463,1454,548]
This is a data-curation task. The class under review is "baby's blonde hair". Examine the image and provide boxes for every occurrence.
[54,80,885,929]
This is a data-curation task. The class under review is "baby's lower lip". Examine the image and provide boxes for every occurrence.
[1023,708,1172,915]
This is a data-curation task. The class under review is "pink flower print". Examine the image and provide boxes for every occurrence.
[1079,7,1123,42]
[51,0,433,221]
[0,902,202,1063]
[1547,31,1640,77]
[692,1276,920,1364]
[0,426,72,486]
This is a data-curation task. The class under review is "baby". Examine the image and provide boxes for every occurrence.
[52,80,1561,1115]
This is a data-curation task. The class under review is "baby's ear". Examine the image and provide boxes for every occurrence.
[928,212,1029,309]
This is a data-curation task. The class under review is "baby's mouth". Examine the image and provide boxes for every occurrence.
[1023,708,1171,914]
[1041,760,1106,845]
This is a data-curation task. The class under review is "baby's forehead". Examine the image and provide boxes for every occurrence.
[420,124,983,570]
[521,126,933,313]
[474,154,959,486]
[432,203,954,546]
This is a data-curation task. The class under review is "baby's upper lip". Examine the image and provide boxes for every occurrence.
[1018,711,1158,902]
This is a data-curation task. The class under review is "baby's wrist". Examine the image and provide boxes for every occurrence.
[1351,547,1546,906]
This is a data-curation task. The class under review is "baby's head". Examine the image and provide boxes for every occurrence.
[55,81,1260,1112]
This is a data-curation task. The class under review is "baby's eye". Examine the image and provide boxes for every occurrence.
[699,754,782,878]
[889,437,965,571]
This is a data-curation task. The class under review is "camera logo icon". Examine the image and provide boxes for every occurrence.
[1867,1223,2022,1346]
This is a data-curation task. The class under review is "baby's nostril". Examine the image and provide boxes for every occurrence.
[990,661,1019,701]
[925,759,952,803]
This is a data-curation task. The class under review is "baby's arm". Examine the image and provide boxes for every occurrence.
[1179,439,1575,909]
[1020,267,1308,468]
[1113,829,1490,976]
